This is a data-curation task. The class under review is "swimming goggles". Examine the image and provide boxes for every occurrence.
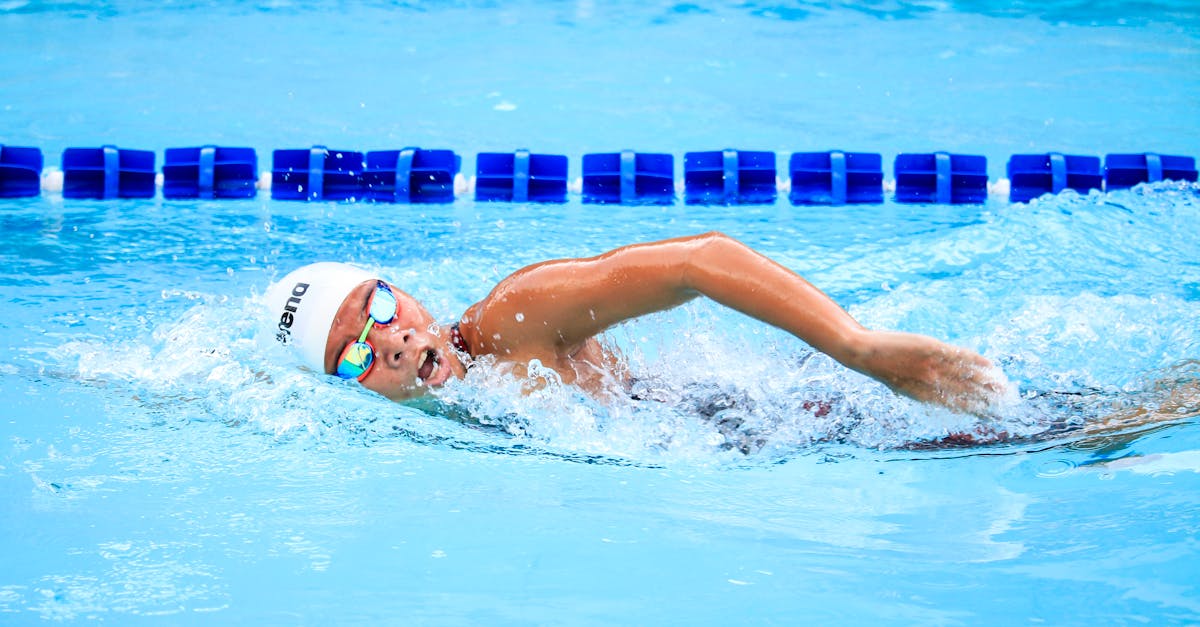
[335,281,399,381]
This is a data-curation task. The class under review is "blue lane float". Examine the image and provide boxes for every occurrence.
[13,144,1199,204]
[163,146,258,199]
[365,148,461,203]
[475,149,568,203]
[62,145,155,199]
[789,151,884,205]
[582,151,675,204]
[894,152,988,204]
[683,149,777,205]
[0,145,43,198]
[1104,153,1198,190]
[1007,153,1103,203]
[272,146,364,201]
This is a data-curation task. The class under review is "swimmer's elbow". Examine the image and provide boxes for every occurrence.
[696,231,735,247]
[679,231,741,289]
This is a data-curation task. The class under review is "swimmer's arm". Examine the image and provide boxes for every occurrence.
[467,231,1002,413]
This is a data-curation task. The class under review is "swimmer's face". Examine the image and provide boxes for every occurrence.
[324,280,467,401]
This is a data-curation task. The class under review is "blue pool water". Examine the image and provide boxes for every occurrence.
[2,0,1200,623]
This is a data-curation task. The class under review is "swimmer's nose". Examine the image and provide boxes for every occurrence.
[374,327,422,368]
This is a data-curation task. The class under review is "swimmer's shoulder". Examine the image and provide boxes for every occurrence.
[454,297,542,359]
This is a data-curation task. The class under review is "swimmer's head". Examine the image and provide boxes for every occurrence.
[266,262,466,400]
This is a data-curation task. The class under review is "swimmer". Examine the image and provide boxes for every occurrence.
[266,232,1007,415]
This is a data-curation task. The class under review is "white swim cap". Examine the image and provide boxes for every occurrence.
[265,262,377,372]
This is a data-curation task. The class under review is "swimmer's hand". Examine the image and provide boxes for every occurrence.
[848,330,1007,417]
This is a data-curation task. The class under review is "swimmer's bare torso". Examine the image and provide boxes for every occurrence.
[322,232,1006,414]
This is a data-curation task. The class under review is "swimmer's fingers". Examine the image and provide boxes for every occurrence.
[930,352,1013,418]
[936,361,1011,418]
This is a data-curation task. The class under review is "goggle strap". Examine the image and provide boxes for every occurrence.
[356,316,373,343]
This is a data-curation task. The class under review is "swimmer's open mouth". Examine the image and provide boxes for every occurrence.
[417,349,438,382]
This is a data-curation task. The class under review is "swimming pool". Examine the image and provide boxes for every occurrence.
[2,0,1199,623]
